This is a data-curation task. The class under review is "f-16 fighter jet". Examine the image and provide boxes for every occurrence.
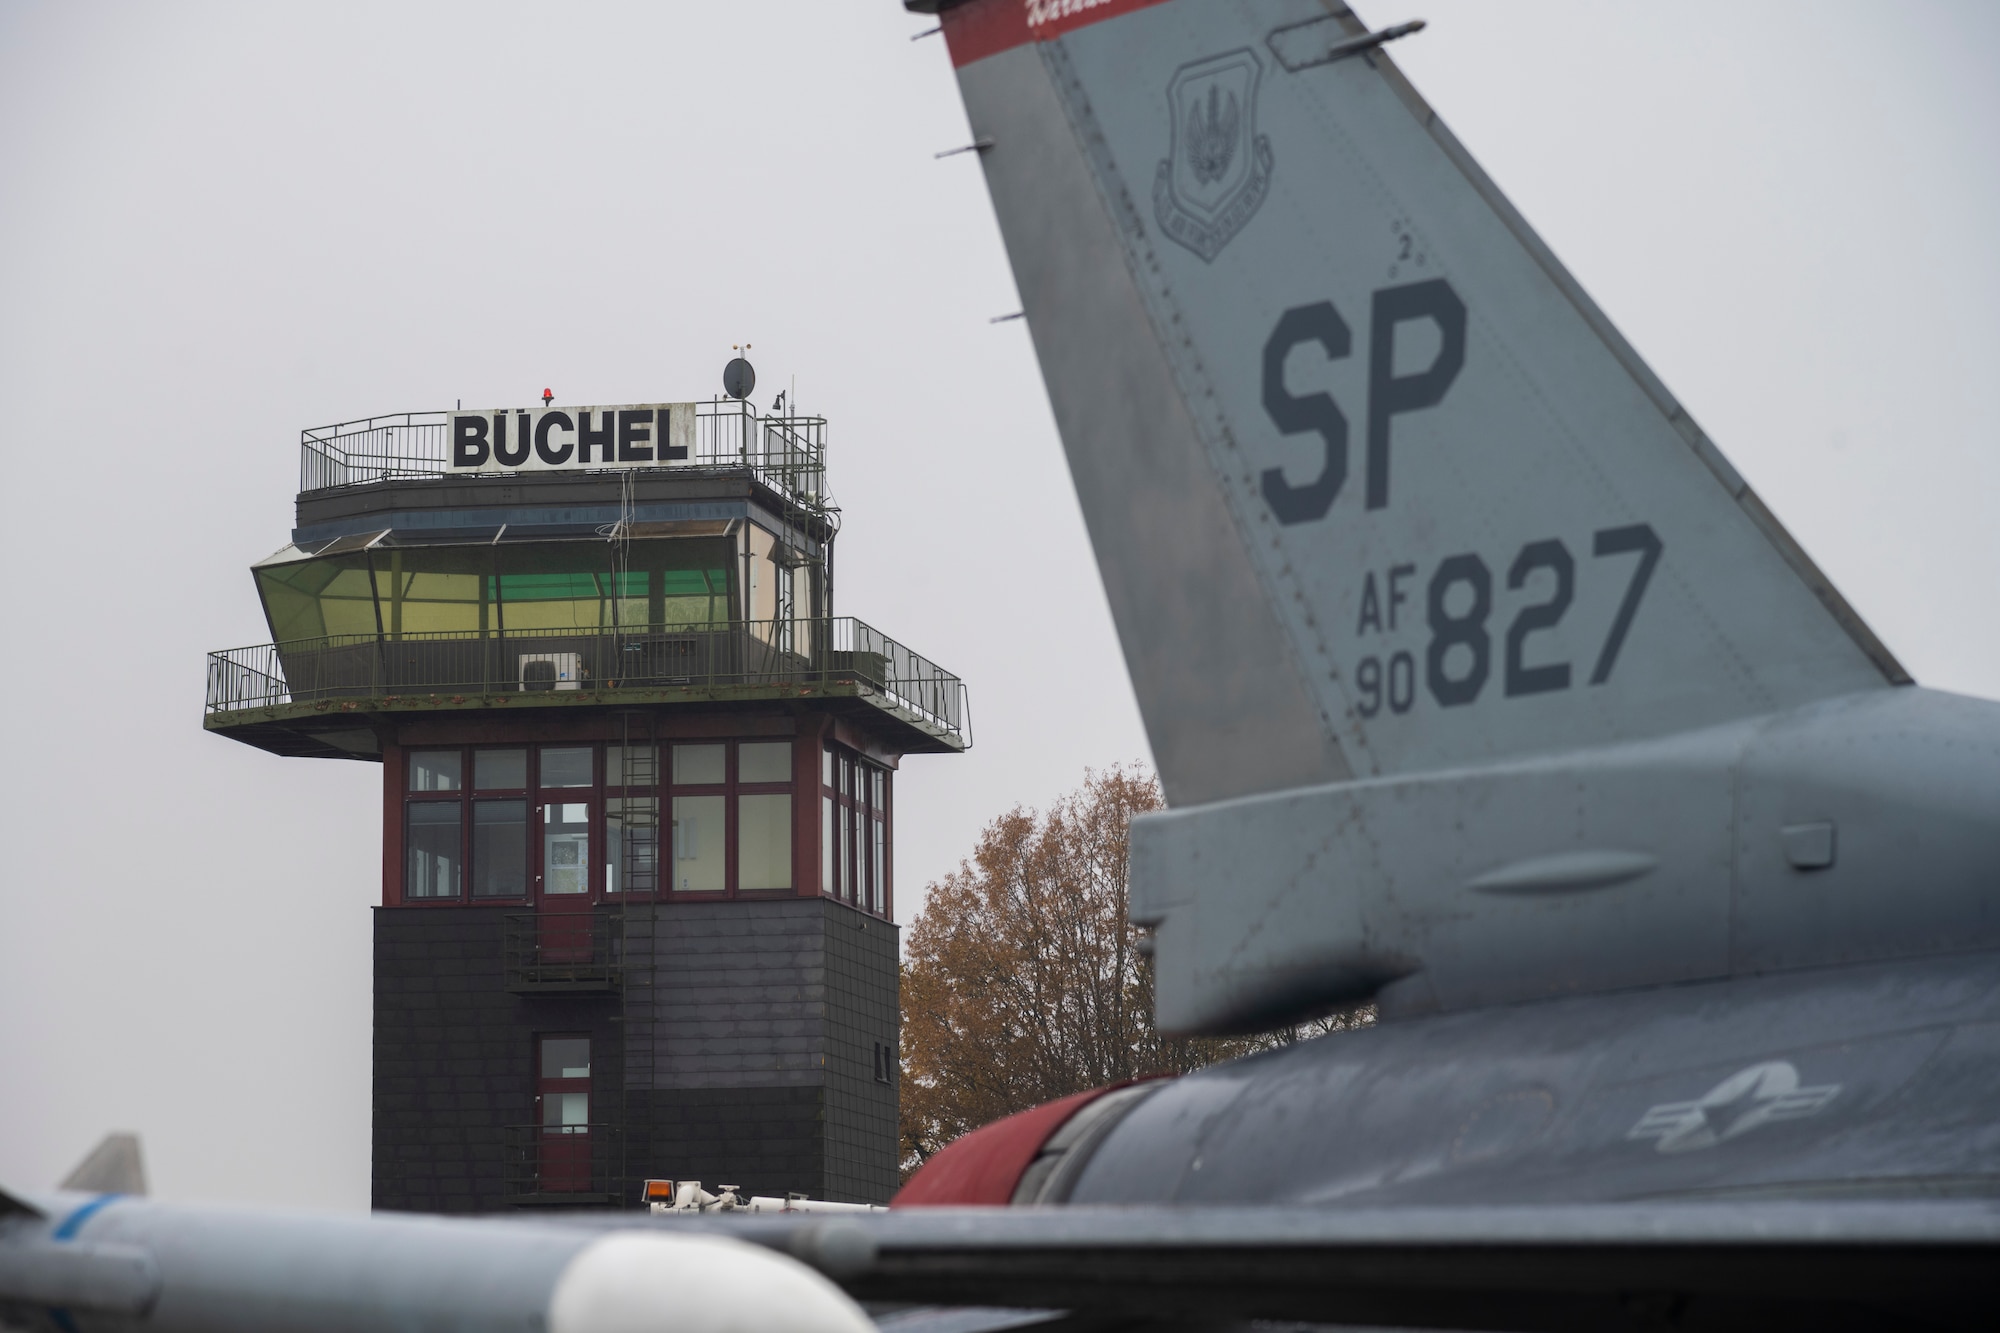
[864,0,2000,1327]
[4,3,1997,1330]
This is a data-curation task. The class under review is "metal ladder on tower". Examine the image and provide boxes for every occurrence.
[615,714,660,1208]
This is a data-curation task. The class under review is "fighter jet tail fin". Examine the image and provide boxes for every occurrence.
[60,1134,147,1197]
[933,0,1902,802]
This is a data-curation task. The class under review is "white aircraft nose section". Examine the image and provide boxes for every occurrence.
[548,1232,874,1333]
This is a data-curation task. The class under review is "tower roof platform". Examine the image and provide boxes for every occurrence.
[203,397,971,760]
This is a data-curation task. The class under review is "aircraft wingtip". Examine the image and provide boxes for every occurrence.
[0,1185,44,1218]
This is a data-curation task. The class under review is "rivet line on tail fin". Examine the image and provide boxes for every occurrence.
[1039,35,1363,780]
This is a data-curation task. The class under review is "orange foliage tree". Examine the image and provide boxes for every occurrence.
[898,766,1368,1172]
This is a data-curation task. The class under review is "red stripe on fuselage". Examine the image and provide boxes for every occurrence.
[893,1085,1115,1206]
[942,0,1173,68]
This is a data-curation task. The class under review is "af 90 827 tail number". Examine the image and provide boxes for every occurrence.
[1351,524,1661,718]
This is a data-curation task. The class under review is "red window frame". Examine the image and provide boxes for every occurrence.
[822,743,891,919]
[397,745,544,906]
[733,738,796,895]
[535,1033,592,1193]
[391,739,803,905]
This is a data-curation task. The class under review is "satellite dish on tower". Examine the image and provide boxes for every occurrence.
[723,356,756,401]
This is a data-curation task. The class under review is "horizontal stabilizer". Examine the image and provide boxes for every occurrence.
[1130,687,2000,1027]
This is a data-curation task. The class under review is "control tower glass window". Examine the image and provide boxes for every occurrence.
[494,550,627,634]
[870,769,887,914]
[376,547,491,638]
[409,750,461,792]
[543,803,590,895]
[394,738,820,903]
[673,744,725,785]
[495,543,729,634]
[472,801,527,898]
[399,747,532,902]
[822,749,836,898]
[672,740,728,888]
[406,802,461,899]
[255,553,379,642]
[671,744,725,893]
[540,747,593,788]
[738,742,792,892]
[822,745,890,917]
[253,537,733,651]
[475,748,527,790]
[671,796,725,891]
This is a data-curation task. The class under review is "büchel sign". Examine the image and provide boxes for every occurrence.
[447,403,697,473]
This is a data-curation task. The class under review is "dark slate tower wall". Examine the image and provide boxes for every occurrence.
[822,902,902,1201]
[628,897,900,1205]
[374,897,900,1212]
[372,906,619,1213]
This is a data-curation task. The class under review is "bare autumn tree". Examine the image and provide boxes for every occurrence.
[899,766,1370,1172]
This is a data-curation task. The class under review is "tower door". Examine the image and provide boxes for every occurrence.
[536,1035,591,1193]
[537,799,594,962]
[534,746,598,964]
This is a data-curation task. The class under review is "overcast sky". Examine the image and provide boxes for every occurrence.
[2,1,1995,1210]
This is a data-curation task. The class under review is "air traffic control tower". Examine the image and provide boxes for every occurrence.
[203,363,968,1210]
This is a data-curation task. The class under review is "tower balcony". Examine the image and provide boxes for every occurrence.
[502,1122,624,1207]
[502,910,625,995]
[204,616,970,759]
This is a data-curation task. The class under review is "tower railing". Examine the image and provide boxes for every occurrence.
[297,401,831,515]
[501,911,624,993]
[204,616,970,746]
[501,1122,624,1206]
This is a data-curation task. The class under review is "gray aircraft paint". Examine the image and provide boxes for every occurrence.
[956,31,1347,808]
[1063,950,2000,1209]
[959,0,1895,787]
[940,0,1997,1033]
[1132,685,2000,1029]
[919,17,2000,1317]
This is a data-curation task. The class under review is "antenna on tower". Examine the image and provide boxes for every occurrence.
[723,345,756,402]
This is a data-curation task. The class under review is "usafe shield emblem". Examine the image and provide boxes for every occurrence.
[1154,49,1273,263]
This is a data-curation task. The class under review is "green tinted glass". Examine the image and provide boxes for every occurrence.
[256,554,378,642]
[253,538,734,644]
[377,547,492,638]
[495,547,620,632]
